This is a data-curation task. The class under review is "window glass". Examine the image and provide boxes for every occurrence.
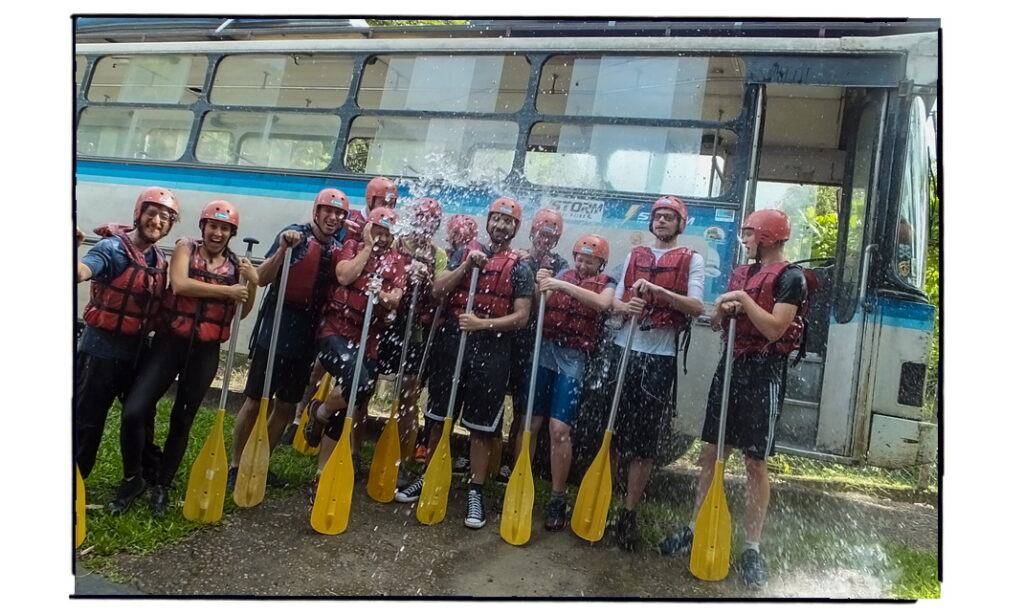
[75,55,86,96]
[76,107,193,160]
[345,116,518,181]
[358,54,528,113]
[88,55,207,104]
[196,111,339,170]
[212,54,353,108]
[894,97,929,290]
[754,181,841,262]
[537,55,745,121]
[525,122,733,197]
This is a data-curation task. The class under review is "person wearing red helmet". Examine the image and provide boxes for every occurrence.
[109,200,259,515]
[527,233,615,530]
[346,176,400,236]
[498,208,571,483]
[658,208,807,590]
[75,186,180,488]
[303,207,407,489]
[609,195,706,551]
[396,197,535,531]
[445,214,483,256]
[227,187,350,491]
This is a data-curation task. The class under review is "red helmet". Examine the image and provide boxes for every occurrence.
[651,195,688,228]
[742,209,791,246]
[488,197,523,224]
[530,208,564,237]
[199,200,239,233]
[366,177,398,210]
[447,214,478,247]
[368,207,399,233]
[134,186,180,223]
[313,188,350,220]
[572,233,610,263]
[412,198,443,234]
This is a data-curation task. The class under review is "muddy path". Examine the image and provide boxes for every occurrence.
[77,467,937,599]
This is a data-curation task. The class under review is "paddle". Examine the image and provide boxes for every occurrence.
[570,315,638,542]
[690,317,737,581]
[408,302,444,459]
[500,290,547,545]
[75,464,85,547]
[293,373,332,456]
[310,284,378,535]
[184,237,258,523]
[416,267,479,525]
[234,244,293,508]
[368,283,420,502]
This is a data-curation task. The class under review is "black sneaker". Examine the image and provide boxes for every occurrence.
[495,464,512,484]
[615,509,639,552]
[544,498,567,532]
[266,470,288,489]
[465,489,486,529]
[740,548,769,589]
[394,477,423,503]
[150,484,171,516]
[452,456,470,474]
[352,455,364,482]
[658,526,694,556]
[280,422,298,447]
[226,467,238,491]
[107,476,147,515]
[303,402,327,448]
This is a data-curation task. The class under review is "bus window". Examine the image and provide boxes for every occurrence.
[893,97,930,290]
[75,55,86,96]
[536,55,744,121]
[754,181,841,262]
[88,55,207,104]
[76,107,193,160]
[358,54,528,113]
[211,54,353,108]
[345,116,518,179]
[196,111,339,170]
[525,122,735,197]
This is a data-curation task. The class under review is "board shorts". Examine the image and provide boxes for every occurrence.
[317,335,379,441]
[530,366,582,425]
[243,342,315,404]
[700,353,786,460]
[609,349,677,461]
[425,324,511,434]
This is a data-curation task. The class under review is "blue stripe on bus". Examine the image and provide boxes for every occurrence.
[874,297,934,331]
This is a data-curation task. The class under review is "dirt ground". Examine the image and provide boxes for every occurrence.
[76,466,937,599]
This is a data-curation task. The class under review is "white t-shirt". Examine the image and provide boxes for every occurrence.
[613,247,705,357]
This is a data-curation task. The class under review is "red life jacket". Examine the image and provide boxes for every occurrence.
[282,226,341,309]
[82,226,167,337]
[728,261,810,357]
[397,239,442,326]
[162,239,240,343]
[446,239,485,259]
[320,247,405,359]
[621,246,693,331]
[542,269,612,353]
[445,249,520,321]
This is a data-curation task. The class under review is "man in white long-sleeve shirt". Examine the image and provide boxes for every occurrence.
[608,195,705,551]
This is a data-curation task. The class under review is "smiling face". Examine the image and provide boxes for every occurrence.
[136,203,175,244]
[201,219,235,254]
[486,212,518,245]
[369,224,392,251]
[574,252,603,277]
[314,205,345,237]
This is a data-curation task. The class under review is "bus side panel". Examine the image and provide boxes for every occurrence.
[815,317,863,456]
[869,298,934,421]
[867,414,937,468]
[674,325,722,439]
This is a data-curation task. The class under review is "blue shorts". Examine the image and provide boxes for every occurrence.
[531,366,582,425]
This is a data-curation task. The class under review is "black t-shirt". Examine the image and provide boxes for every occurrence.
[745,263,807,306]
[447,246,535,299]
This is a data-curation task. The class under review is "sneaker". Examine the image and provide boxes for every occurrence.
[266,470,288,489]
[452,456,470,474]
[465,489,486,529]
[352,455,364,482]
[280,422,298,447]
[544,498,567,532]
[309,474,320,505]
[395,477,424,503]
[302,402,327,448]
[414,445,428,464]
[107,475,147,515]
[226,467,238,491]
[740,548,769,589]
[495,464,512,484]
[658,526,694,556]
[615,509,639,552]
[150,484,171,516]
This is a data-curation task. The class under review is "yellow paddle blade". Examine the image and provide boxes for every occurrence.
[310,418,355,535]
[500,431,534,546]
[367,403,402,503]
[292,401,321,456]
[234,397,270,507]
[75,465,86,548]
[183,409,228,523]
[571,430,613,542]
[690,461,732,581]
[416,418,453,525]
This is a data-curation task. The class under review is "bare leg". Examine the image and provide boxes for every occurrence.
[230,396,261,468]
[317,435,338,473]
[296,361,328,423]
[267,399,298,449]
[548,418,572,493]
[468,431,493,486]
[743,456,771,543]
[624,458,654,511]
[503,413,524,466]
[397,374,420,461]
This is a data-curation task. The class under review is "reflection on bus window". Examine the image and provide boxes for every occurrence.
[537,55,745,121]
[76,107,193,160]
[88,55,207,104]
[526,122,733,197]
[196,111,339,170]
[754,181,841,262]
[894,97,930,290]
[212,54,353,108]
[345,116,517,179]
[358,55,528,113]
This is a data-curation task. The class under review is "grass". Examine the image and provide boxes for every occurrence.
[883,542,941,599]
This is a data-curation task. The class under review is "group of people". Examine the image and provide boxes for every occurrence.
[75,177,809,590]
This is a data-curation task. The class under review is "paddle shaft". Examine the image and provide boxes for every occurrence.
[415,300,444,384]
[217,238,259,410]
[391,283,421,399]
[714,319,737,461]
[443,267,479,420]
[521,291,547,427]
[261,245,294,401]
[345,285,377,418]
[604,316,639,430]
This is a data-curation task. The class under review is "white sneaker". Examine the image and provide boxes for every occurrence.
[496,464,512,484]
[465,489,486,529]
[453,456,470,474]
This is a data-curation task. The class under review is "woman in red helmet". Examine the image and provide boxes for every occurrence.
[110,200,259,515]
[658,208,808,591]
